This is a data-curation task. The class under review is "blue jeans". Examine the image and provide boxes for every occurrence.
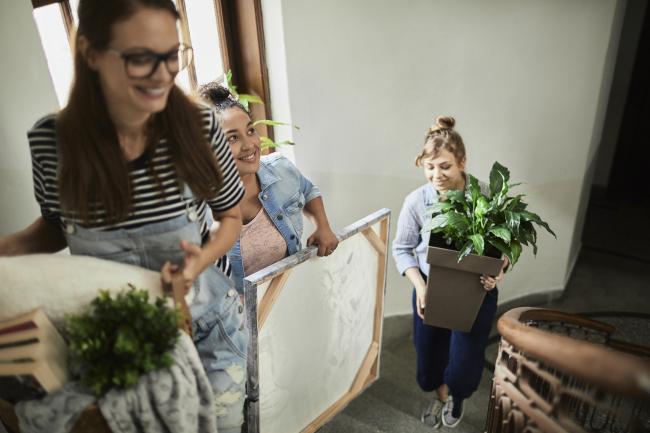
[412,285,497,401]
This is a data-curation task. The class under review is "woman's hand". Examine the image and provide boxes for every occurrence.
[480,256,509,291]
[415,283,427,320]
[303,196,338,257]
[307,226,339,257]
[405,267,427,320]
[160,261,192,296]
[179,240,208,286]
[160,240,209,296]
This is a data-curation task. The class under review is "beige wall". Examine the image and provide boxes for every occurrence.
[0,1,59,236]
[264,0,625,315]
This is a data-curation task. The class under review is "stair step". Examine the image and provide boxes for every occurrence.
[317,411,385,433]
[337,391,432,433]
[378,346,418,386]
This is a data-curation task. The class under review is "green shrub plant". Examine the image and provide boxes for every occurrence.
[65,286,181,395]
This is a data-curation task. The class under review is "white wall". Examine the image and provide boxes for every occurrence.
[263,0,625,316]
[0,1,59,236]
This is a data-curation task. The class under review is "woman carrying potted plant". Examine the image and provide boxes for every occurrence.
[392,116,508,429]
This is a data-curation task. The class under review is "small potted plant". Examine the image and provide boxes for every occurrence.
[65,286,181,395]
[421,162,555,331]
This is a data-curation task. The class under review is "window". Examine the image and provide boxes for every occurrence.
[30,0,273,139]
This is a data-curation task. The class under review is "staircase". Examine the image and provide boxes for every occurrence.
[318,249,650,433]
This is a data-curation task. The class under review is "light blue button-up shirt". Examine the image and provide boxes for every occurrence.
[392,183,438,277]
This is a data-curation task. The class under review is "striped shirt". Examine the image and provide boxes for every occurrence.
[28,106,244,276]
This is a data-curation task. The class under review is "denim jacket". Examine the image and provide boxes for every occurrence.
[228,153,322,292]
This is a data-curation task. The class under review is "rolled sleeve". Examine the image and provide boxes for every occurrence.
[301,173,321,203]
[392,195,423,275]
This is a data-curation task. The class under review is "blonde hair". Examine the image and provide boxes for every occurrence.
[415,115,466,167]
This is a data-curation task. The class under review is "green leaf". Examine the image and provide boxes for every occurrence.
[446,212,470,232]
[426,201,454,215]
[469,234,485,256]
[489,161,510,197]
[259,136,276,149]
[520,211,557,238]
[258,136,294,149]
[487,238,512,263]
[475,196,489,217]
[510,240,522,265]
[430,213,449,230]
[443,190,465,203]
[274,139,295,146]
[505,211,520,233]
[468,175,481,204]
[458,240,474,262]
[253,119,291,127]
[238,93,264,105]
[225,69,236,94]
[489,226,511,243]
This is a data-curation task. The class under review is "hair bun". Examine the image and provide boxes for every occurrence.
[197,81,234,104]
[435,116,455,130]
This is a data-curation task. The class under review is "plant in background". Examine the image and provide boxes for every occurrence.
[224,70,298,150]
[423,161,556,267]
[65,286,180,395]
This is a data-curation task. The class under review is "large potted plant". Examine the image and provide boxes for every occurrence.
[422,162,555,331]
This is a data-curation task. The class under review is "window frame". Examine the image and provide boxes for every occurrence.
[31,0,274,138]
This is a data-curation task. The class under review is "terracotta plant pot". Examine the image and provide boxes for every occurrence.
[424,235,503,332]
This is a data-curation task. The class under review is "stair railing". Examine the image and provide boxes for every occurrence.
[486,307,650,433]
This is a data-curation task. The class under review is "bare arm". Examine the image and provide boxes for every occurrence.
[0,217,66,256]
[405,267,427,319]
[303,196,339,256]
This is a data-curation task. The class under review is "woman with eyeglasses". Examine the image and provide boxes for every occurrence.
[0,0,247,430]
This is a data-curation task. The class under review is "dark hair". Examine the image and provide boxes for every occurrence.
[415,115,466,167]
[57,0,224,223]
[198,81,247,117]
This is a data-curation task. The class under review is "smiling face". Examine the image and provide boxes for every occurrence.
[422,148,466,194]
[220,107,261,177]
[85,7,179,124]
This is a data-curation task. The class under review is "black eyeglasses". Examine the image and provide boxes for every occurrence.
[108,44,193,79]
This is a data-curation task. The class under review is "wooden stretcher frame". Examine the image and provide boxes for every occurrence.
[243,208,390,433]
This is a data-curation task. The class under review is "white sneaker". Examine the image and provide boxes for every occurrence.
[421,397,444,429]
[441,396,464,428]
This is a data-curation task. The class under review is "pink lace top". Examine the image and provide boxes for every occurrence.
[240,208,288,276]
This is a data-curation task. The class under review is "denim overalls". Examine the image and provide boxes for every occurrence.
[62,187,248,433]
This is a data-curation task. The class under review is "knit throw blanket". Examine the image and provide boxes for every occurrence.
[16,332,217,433]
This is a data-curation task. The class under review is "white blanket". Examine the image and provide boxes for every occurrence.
[0,254,166,329]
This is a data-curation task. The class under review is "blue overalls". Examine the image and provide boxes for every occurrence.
[62,188,248,433]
